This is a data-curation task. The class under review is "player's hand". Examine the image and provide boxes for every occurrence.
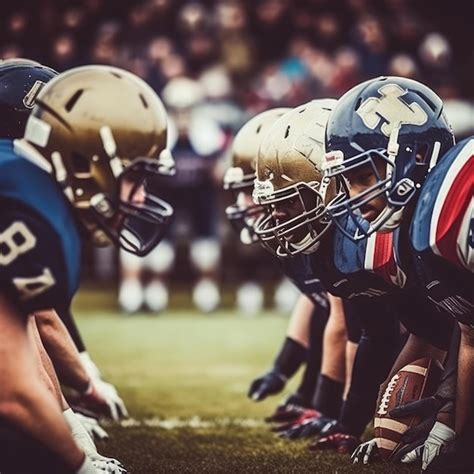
[389,395,454,463]
[279,414,334,439]
[351,439,378,464]
[398,421,455,471]
[248,369,287,401]
[93,379,129,421]
[264,393,308,423]
[390,362,455,464]
[309,432,360,454]
[79,352,129,421]
[76,455,127,474]
[75,413,109,440]
[271,408,319,432]
[92,456,126,473]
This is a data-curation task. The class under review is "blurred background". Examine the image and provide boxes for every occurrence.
[2,0,473,314]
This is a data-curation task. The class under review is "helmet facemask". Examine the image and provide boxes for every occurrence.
[324,76,455,241]
[223,166,264,245]
[253,178,333,257]
[89,157,174,256]
[324,125,446,240]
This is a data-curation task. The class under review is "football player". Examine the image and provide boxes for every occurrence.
[223,107,345,422]
[321,76,463,468]
[0,65,174,472]
[404,137,473,472]
[0,58,128,423]
[253,94,454,453]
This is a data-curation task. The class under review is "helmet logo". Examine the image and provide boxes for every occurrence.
[23,80,46,109]
[356,84,428,137]
[253,178,274,202]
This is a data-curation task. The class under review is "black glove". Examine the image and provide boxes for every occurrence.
[279,414,335,440]
[248,369,286,402]
[264,393,309,423]
[270,408,320,433]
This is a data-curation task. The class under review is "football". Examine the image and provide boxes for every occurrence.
[374,357,444,460]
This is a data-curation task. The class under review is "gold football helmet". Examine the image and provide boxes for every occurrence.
[253,99,339,257]
[223,107,290,244]
[21,65,175,256]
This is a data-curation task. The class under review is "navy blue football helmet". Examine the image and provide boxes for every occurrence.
[0,58,57,139]
[323,76,455,240]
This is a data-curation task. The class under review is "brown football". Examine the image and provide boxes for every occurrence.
[374,357,444,460]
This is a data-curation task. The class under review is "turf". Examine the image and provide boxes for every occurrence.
[75,305,418,473]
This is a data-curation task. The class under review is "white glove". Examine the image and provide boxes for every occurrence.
[401,421,456,470]
[76,455,98,474]
[351,438,378,464]
[76,456,127,474]
[92,379,129,421]
[79,352,129,421]
[80,352,102,379]
[64,409,124,467]
[75,412,109,440]
[92,458,127,473]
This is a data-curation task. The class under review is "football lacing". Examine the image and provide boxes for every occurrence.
[377,374,400,416]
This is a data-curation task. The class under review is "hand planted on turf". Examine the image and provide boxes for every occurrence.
[93,458,127,473]
[79,352,129,421]
[264,393,309,423]
[75,413,109,440]
[279,414,334,440]
[389,396,455,464]
[310,432,361,454]
[351,439,378,464]
[248,369,286,402]
[271,408,320,433]
[389,366,455,464]
[399,421,456,471]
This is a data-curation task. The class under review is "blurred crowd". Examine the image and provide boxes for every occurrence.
[2,0,473,311]
[2,0,473,107]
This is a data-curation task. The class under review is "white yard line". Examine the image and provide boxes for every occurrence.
[115,416,266,430]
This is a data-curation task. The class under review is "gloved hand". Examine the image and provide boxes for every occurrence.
[248,369,286,402]
[399,421,455,471]
[389,362,455,465]
[76,455,127,474]
[93,458,127,473]
[64,409,124,468]
[271,408,320,433]
[309,432,360,454]
[74,412,109,440]
[264,393,309,423]
[279,414,335,440]
[308,419,360,454]
[351,438,378,464]
[79,352,128,421]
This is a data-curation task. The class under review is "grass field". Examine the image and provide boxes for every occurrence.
[74,299,418,473]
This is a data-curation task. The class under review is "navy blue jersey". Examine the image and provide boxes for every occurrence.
[281,217,454,349]
[279,253,329,310]
[0,139,81,315]
[410,138,474,324]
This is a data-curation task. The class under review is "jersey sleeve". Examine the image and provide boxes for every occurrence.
[411,138,474,272]
[0,204,72,315]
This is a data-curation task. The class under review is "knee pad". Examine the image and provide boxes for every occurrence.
[193,278,220,313]
[146,240,175,274]
[274,278,300,313]
[120,248,145,273]
[190,238,221,273]
[236,281,264,316]
[118,278,144,313]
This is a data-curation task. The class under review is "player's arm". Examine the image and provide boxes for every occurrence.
[0,294,88,472]
[34,308,128,421]
[34,309,90,392]
[248,293,311,402]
